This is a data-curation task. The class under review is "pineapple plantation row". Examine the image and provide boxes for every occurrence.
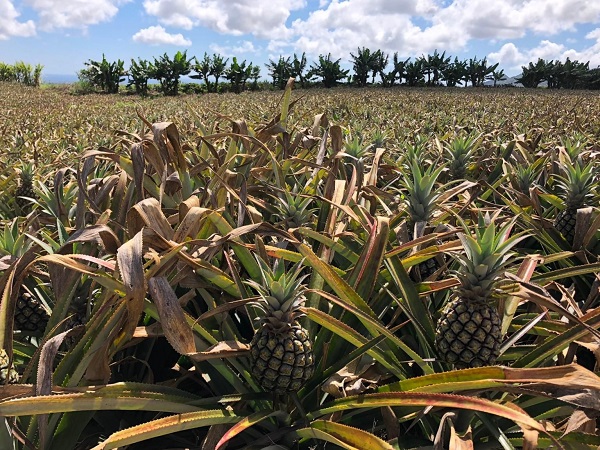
[0,80,599,449]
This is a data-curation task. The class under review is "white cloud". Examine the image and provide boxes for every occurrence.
[209,40,257,57]
[489,34,600,73]
[143,0,305,39]
[24,0,128,31]
[132,25,191,46]
[0,0,36,39]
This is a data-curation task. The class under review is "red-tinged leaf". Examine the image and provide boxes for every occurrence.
[189,341,249,362]
[297,420,393,450]
[215,410,277,450]
[501,255,541,334]
[347,216,389,302]
[90,410,239,450]
[307,392,550,448]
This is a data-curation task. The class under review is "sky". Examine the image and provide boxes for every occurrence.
[2,0,600,80]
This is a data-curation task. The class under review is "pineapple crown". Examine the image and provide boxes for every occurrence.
[554,160,597,209]
[18,163,35,182]
[246,257,308,332]
[400,160,446,224]
[271,189,317,229]
[452,214,528,304]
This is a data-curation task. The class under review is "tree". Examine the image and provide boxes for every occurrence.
[266,56,293,90]
[80,54,125,93]
[308,53,349,88]
[404,58,425,86]
[127,58,153,96]
[383,53,409,86]
[465,57,498,87]
[191,53,212,92]
[350,47,374,87]
[210,54,228,91]
[420,49,450,86]
[249,64,261,91]
[226,57,254,93]
[490,68,506,87]
[371,49,388,84]
[149,50,192,96]
[515,58,547,88]
[441,57,467,87]
[292,52,307,88]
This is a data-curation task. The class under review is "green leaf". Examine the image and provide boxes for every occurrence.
[297,420,394,450]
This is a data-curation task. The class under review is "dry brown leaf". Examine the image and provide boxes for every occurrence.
[322,355,383,398]
[189,341,250,362]
[148,277,196,355]
[563,409,599,435]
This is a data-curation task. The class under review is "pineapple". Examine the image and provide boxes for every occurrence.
[247,258,314,394]
[400,160,446,280]
[15,163,36,212]
[435,217,525,368]
[14,290,49,333]
[553,161,597,246]
[0,349,19,384]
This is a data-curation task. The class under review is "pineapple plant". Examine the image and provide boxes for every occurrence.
[247,258,314,394]
[443,133,480,181]
[400,159,447,280]
[0,349,19,384]
[435,216,526,368]
[15,163,37,212]
[553,160,597,246]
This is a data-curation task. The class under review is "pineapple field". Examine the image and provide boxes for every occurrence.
[1,80,600,449]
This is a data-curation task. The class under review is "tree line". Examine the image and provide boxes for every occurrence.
[7,47,599,95]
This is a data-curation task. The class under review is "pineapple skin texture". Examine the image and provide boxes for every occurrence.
[14,292,49,332]
[554,207,577,245]
[250,325,314,394]
[435,297,501,369]
[0,349,19,384]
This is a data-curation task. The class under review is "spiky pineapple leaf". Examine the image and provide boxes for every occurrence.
[297,420,394,450]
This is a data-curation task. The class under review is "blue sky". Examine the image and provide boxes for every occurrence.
[2,0,600,79]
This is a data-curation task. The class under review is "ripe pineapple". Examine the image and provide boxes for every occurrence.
[553,161,597,246]
[14,290,49,333]
[247,258,314,394]
[400,160,446,280]
[0,349,19,384]
[15,163,36,212]
[435,217,525,368]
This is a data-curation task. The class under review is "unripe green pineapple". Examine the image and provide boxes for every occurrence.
[15,163,36,212]
[247,258,314,394]
[0,349,19,384]
[553,161,597,246]
[14,290,49,333]
[435,217,526,368]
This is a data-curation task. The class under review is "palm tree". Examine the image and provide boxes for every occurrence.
[292,52,308,88]
[191,53,212,92]
[350,47,374,87]
[266,56,293,90]
[441,57,467,87]
[371,49,389,84]
[210,53,229,91]
[308,54,349,88]
[490,68,507,87]
[404,58,425,86]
